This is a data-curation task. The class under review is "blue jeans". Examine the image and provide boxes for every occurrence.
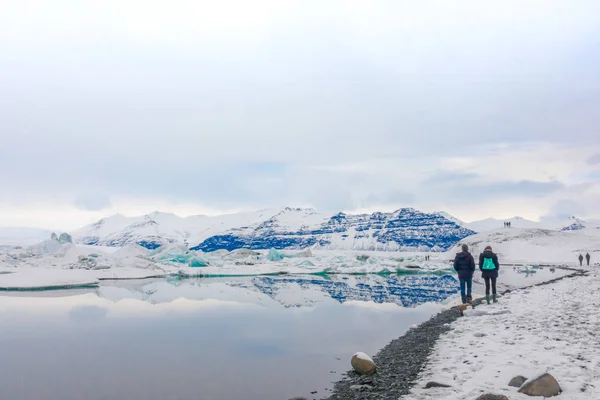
[459,277,472,302]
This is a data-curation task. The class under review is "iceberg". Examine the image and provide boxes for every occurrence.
[152,245,209,267]
[267,249,285,261]
[58,233,73,244]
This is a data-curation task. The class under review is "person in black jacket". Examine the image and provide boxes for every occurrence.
[586,253,591,266]
[454,244,475,304]
[579,254,584,266]
[479,245,500,304]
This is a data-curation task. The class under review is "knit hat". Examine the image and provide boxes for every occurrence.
[461,244,469,252]
[484,245,492,251]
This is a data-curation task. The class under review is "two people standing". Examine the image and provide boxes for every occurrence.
[579,253,591,266]
[453,244,500,305]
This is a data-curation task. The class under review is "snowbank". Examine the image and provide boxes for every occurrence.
[405,270,600,400]
[445,228,600,264]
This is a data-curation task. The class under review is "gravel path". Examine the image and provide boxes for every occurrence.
[325,268,587,400]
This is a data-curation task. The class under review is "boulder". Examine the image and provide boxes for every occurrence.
[351,352,376,375]
[476,395,509,400]
[424,381,451,389]
[518,373,562,397]
[509,375,528,388]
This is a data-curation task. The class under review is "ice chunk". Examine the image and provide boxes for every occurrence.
[152,245,208,267]
[28,239,63,254]
[58,233,73,244]
[267,249,285,261]
[187,256,208,268]
[50,232,58,241]
[297,260,315,267]
[0,269,99,290]
[295,249,313,258]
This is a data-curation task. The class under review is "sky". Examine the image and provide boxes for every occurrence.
[1,0,600,230]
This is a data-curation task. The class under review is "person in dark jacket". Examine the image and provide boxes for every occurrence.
[586,253,591,266]
[479,246,500,304]
[579,254,584,266]
[454,244,475,304]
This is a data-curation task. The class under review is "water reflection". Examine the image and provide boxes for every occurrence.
[0,273,456,400]
[0,268,570,400]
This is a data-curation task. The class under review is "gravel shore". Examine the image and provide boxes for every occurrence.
[325,302,469,400]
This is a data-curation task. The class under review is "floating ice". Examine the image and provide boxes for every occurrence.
[152,245,209,267]
[267,249,285,261]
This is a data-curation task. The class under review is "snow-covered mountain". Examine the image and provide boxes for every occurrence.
[73,207,475,252]
[440,213,600,233]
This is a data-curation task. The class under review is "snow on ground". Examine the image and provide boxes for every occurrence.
[403,269,600,400]
[445,227,600,265]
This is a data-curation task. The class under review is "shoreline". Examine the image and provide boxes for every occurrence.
[324,267,588,400]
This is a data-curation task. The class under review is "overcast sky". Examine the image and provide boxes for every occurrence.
[1,0,600,230]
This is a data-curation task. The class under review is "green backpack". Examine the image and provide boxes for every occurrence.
[482,257,496,270]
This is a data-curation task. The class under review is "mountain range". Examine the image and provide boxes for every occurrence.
[71,207,474,252]
[3,208,598,251]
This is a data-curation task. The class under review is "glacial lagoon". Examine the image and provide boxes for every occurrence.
[0,267,569,400]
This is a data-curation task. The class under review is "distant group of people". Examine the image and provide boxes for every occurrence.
[453,244,500,305]
[504,222,512,228]
[424,255,431,261]
[578,253,591,266]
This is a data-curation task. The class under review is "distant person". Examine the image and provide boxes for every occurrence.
[579,254,584,266]
[479,246,500,304]
[454,244,475,304]
[586,253,591,266]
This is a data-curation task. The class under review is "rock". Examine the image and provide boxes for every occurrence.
[473,332,487,337]
[424,381,451,389]
[509,375,528,388]
[351,352,376,375]
[50,232,58,241]
[356,255,370,262]
[518,373,562,397]
[406,265,421,269]
[476,395,509,400]
[350,384,373,390]
[288,397,308,400]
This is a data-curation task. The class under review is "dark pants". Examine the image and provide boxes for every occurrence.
[459,277,472,302]
[580,259,583,266]
[484,276,497,295]
[587,258,590,266]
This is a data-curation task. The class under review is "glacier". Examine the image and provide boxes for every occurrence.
[73,207,475,252]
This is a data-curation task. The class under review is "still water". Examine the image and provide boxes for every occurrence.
[0,267,568,400]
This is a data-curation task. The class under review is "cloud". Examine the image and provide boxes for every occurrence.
[425,172,479,184]
[2,1,600,227]
[74,194,112,211]
[588,154,600,165]
[543,199,587,220]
